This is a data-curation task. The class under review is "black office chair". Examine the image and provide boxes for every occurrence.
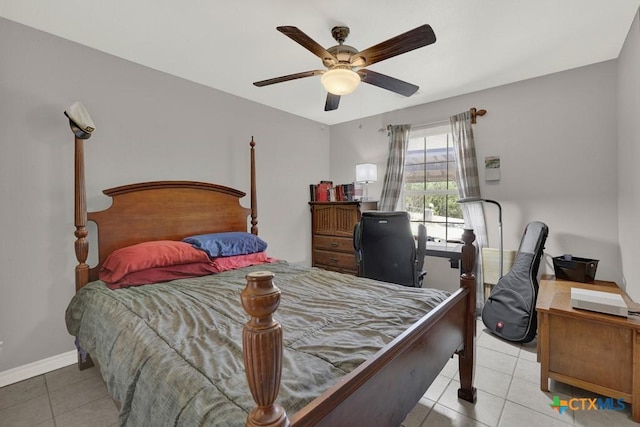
[353,211,427,287]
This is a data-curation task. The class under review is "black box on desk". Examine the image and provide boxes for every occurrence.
[553,255,599,283]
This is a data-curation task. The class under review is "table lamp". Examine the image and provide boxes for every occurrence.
[356,163,377,201]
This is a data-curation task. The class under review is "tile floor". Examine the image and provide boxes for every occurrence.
[400,319,638,427]
[0,361,118,427]
[0,319,636,426]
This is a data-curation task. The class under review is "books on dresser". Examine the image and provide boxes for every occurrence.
[309,181,362,202]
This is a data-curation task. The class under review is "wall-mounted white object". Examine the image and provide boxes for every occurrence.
[485,156,500,182]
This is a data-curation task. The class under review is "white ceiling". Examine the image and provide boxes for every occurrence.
[1,1,638,125]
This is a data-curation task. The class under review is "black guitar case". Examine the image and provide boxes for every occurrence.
[481,221,549,343]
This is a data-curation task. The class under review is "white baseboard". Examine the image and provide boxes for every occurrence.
[0,350,77,388]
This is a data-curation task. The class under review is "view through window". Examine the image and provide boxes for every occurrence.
[401,124,464,243]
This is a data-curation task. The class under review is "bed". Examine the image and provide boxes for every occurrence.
[65,130,478,426]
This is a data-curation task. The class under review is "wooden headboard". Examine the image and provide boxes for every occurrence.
[73,136,258,291]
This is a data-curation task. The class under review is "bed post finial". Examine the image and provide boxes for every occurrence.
[458,228,477,403]
[250,137,258,235]
[241,271,289,427]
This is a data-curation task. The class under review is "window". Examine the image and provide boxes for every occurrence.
[401,124,464,243]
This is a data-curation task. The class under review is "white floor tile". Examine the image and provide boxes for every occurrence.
[48,375,109,416]
[0,395,53,427]
[440,356,459,379]
[53,395,119,427]
[506,376,573,425]
[423,403,491,427]
[402,397,435,427]
[424,374,452,402]
[517,343,538,362]
[474,365,512,399]
[475,319,486,335]
[476,330,521,357]
[475,346,518,376]
[570,387,638,426]
[573,401,638,426]
[438,380,505,427]
[512,358,540,385]
[45,364,101,392]
[549,379,573,396]
[499,401,573,427]
[0,376,47,411]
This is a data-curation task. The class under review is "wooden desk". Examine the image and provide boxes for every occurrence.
[425,242,463,269]
[536,278,640,422]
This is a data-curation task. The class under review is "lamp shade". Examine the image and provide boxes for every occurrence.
[356,163,377,183]
[321,69,361,95]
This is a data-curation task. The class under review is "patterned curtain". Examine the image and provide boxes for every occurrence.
[450,111,488,310]
[379,124,411,211]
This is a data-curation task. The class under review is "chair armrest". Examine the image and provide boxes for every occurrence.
[416,223,426,272]
[353,222,363,266]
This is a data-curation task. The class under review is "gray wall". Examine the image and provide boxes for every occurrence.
[617,9,640,302]
[330,61,622,294]
[1,10,638,375]
[0,18,329,372]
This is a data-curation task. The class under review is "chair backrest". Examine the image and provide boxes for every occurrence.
[353,211,425,287]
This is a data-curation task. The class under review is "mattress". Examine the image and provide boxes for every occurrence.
[65,261,449,426]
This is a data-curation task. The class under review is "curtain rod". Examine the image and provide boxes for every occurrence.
[381,107,487,132]
[470,107,487,124]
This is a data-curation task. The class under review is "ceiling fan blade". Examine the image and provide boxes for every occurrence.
[324,93,341,111]
[350,24,436,67]
[253,70,324,87]
[357,69,419,97]
[277,26,338,66]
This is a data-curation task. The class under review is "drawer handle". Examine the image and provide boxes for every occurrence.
[330,258,339,263]
[330,242,339,247]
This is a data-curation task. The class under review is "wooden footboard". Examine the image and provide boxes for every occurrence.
[241,230,477,426]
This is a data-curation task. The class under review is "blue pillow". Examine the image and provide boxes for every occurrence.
[183,232,267,258]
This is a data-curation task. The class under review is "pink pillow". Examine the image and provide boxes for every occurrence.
[100,240,210,283]
[211,252,276,272]
[106,262,218,289]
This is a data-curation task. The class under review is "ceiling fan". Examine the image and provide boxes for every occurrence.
[253,24,436,111]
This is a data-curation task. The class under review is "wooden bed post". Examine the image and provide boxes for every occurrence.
[250,137,258,235]
[69,120,95,370]
[457,228,478,403]
[241,271,289,427]
[74,135,90,292]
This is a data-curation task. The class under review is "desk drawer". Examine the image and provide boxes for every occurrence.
[314,235,353,253]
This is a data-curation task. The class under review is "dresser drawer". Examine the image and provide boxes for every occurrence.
[314,235,354,253]
[313,249,356,270]
[316,263,358,275]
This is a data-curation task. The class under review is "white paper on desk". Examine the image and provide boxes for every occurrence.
[570,287,628,317]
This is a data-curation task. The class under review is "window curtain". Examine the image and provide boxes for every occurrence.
[379,124,411,211]
[450,111,488,310]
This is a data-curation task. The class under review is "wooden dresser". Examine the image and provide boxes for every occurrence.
[536,277,640,422]
[309,201,377,274]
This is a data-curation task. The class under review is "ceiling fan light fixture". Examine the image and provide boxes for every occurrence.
[321,69,360,95]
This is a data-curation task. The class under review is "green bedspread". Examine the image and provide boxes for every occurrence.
[65,261,449,426]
